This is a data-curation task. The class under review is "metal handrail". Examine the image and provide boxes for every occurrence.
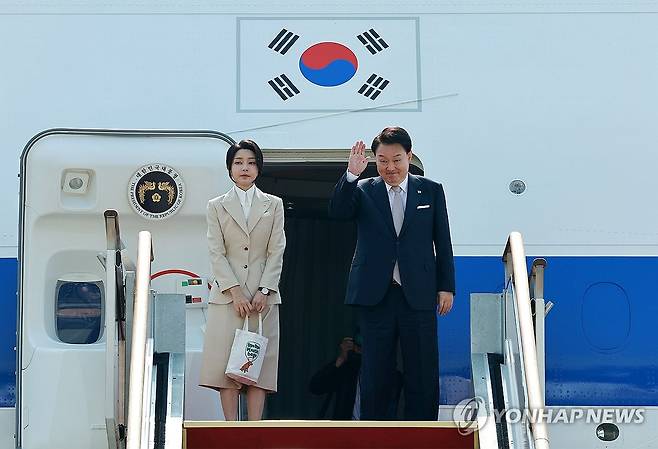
[529,258,547,302]
[104,210,121,251]
[126,231,154,449]
[502,232,550,449]
[103,210,129,449]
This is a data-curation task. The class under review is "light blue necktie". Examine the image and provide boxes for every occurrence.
[391,186,404,284]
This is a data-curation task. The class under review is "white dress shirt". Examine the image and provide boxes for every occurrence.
[234,184,256,222]
[345,170,409,215]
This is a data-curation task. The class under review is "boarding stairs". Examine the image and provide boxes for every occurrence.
[103,211,185,449]
[469,233,552,449]
[102,209,548,449]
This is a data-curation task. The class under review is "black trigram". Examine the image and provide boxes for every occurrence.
[268,74,300,100]
[357,29,389,54]
[358,74,389,100]
[268,29,300,55]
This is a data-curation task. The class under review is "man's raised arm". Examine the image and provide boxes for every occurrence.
[328,140,368,220]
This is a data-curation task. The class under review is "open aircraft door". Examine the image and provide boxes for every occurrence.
[17,130,234,449]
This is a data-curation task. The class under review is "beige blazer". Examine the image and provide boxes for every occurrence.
[207,187,286,305]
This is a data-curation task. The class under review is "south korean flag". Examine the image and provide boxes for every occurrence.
[237,17,421,112]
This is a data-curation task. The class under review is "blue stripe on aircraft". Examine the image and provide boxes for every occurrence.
[0,258,17,408]
[441,256,658,406]
[1,256,657,408]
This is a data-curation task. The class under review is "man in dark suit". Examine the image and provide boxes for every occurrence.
[329,126,455,421]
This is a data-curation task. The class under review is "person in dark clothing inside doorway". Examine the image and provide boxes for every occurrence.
[309,336,362,420]
[310,335,402,420]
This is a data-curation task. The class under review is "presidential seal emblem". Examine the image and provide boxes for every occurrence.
[129,164,185,220]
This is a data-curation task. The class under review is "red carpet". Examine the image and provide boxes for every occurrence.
[184,422,474,449]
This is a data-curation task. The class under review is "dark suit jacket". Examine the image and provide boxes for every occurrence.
[329,173,455,311]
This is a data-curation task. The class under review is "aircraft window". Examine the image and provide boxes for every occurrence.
[55,281,103,344]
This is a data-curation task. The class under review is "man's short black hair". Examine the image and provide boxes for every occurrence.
[226,139,264,181]
[371,126,412,154]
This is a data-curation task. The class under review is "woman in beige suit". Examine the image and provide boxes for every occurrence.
[200,139,285,420]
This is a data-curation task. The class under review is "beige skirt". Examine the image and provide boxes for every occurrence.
[199,303,279,392]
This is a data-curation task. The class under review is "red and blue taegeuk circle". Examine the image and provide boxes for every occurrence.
[299,42,358,87]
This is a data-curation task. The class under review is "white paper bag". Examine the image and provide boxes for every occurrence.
[225,313,268,386]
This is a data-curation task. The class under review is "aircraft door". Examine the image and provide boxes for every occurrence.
[17,130,234,449]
